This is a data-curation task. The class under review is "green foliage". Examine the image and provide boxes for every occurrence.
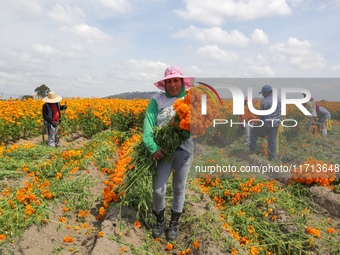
[34,84,51,99]
[117,122,187,220]
[21,95,34,100]
[78,108,106,138]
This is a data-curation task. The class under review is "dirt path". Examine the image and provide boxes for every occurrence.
[2,133,107,255]
[4,163,107,255]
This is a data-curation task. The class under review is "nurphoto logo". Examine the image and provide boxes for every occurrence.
[198,84,313,128]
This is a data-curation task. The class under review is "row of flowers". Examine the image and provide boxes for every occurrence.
[0,97,148,143]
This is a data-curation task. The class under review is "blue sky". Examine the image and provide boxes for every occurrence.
[0,0,340,100]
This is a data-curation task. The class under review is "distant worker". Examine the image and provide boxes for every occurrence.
[302,93,319,132]
[42,92,67,147]
[250,85,281,161]
[240,97,258,145]
[316,106,331,135]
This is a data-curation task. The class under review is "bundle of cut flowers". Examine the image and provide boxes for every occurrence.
[109,86,219,221]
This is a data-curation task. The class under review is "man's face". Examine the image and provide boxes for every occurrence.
[262,91,269,98]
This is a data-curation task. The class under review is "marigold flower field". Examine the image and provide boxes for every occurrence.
[0,96,340,254]
[0,97,148,143]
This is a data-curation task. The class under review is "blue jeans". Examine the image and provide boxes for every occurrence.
[306,117,315,132]
[250,126,278,160]
[46,124,60,147]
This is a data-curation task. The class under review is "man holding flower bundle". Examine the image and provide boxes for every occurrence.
[143,66,195,241]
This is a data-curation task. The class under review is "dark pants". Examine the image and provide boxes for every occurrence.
[250,126,278,160]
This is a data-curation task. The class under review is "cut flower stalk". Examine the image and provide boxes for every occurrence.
[116,119,188,221]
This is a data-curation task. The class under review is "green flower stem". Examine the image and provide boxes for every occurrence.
[116,119,188,219]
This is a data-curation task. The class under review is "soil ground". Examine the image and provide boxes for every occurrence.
[1,134,340,255]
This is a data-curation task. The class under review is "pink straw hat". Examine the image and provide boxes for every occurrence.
[154,66,195,91]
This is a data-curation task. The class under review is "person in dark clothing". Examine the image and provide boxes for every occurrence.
[250,85,281,161]
[42,91,67,147]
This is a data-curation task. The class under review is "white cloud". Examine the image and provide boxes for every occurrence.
[183,65,205,77]
[196,45,240,62]
[0,72,17,80]
[99,0,131,13]
[245,66,276,77]
[61,23,113,44]
[330,65,340,71]
[173,26,269,47]
[77,75,102,85]
[107,60,202,92]
[111,59,168,81]
[48,4,86,24]
[32,44,58,55]
[250,29,269,45]
[4,0,42,15]
[243,54,270,66]
[319,0,340,8]
[175,0,291,26]
[1,0,339,99]
[32,43,91,60]
[269,37,327,70]
[173,25,248,47]
[286,0,304,6]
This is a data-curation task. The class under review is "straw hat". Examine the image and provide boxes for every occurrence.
[154,66,195,91]
[42,91,62,103]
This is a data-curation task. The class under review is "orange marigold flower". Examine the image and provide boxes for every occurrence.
[192,240,200,248]
[25,205,35,216]
[121,246,125,253]
[78,210,89,218]
[166,243,173,250]
[326,227,335,234]
[306,226,321,237]
[59,216,66,223]
[134,221,141,228]
[99,207,106,216]
[250,246,259,255]
[98,232,104,238]
[63,236,73,243]
[231,247,239,255]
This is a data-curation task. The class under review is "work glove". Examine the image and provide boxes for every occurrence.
[63,105,68,110]
[52,122,57,128]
